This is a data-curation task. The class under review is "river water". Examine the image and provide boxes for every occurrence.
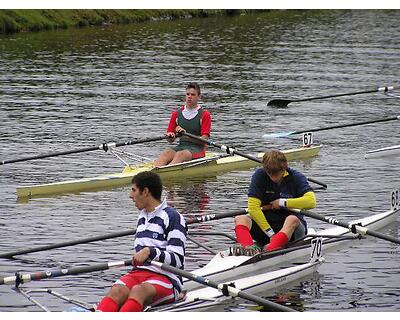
[0,10,399,312]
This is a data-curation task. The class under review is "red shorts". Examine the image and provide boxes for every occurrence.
[115,269,176,306]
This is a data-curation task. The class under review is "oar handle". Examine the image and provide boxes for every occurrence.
[182,131,245,157]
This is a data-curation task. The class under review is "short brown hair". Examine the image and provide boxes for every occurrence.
[186,82,201,95]
[262,150,288,175]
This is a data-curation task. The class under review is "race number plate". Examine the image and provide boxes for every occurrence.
[303,132,313,147]
[391,189,400,211]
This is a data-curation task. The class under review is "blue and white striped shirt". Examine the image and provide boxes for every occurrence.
[134,198,187,293]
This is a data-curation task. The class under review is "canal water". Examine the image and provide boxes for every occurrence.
[0,10,399,312]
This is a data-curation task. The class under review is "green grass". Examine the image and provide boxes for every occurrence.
[0,9,250,34]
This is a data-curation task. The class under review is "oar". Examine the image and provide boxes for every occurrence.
[263,116,400,138]
[0,135,169,165]
[185,209,246,224]
[267,85,395,107]
[0,209,248,259]
[0,254,293,311]
[0,259,133,285]
[150,260,296,312]
[0,229,138,259]
[181,132,327,189]
[385,92,400,99]
[289,208,400,245]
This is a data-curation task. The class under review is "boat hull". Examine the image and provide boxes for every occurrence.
[154,259,323,312]
[16,145,321,199]
[182,207,398,292]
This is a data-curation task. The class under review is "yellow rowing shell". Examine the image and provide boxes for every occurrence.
[16,145,321,200]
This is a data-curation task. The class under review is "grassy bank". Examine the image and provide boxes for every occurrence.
[0,9,255,34]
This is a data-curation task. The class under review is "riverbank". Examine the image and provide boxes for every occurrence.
[0,9,260,34]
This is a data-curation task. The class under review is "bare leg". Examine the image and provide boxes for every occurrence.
[280,215,300,239]
[127,283,157,306]
[107,284,130,305]
[96,284,130,311]
[265,215,300,252]
[118,283,157,312]
[154,149,176,167]
[169,150,192,165]
[234,215,252,229]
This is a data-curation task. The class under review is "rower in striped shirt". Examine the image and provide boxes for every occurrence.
[97,171,187,312]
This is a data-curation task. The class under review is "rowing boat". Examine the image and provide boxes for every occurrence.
[183,204,399,292]
[3,198,398,311]
[11,201,397,311]
[152,251,323,312]
[16,145,321,199]
[365,144,400,159]
[151,201,398,311]
[13,250,323,312]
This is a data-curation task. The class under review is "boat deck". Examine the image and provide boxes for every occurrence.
[16,145,321,199]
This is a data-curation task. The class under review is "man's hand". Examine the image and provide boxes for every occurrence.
[166,132,176,143]
[270,199,281,209]
[133,247,151,266]
[175,126,186,133]
[261,204,273,211]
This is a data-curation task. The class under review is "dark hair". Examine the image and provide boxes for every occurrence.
[262,150,288,175]
[131,171,163,201]
[186,82,201,95]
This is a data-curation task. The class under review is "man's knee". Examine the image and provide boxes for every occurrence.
[176,150,192,158]
[172,150,192,162]
[163,149,176,158]
[281,215,300,235]
[128,283,156,306]
[292,220,306,240]
[234,215,251,228]
[286,215,300,227]
[108,284,130,305]
[154,149,176,166]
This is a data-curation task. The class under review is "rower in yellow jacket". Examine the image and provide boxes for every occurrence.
[233,150,316,255]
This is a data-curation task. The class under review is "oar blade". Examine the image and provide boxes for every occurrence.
[267,99,292,107]
[266,85,396,108]
[262,131,296,138]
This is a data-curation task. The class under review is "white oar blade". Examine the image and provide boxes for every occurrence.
[262,131,295,138]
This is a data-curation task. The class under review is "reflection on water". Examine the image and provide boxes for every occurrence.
[165,180,211,216]
[1,9,400,312]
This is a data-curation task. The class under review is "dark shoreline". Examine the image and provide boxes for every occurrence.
[0,9,267,34]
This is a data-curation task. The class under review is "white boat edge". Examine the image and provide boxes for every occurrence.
[365,144,400,159]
